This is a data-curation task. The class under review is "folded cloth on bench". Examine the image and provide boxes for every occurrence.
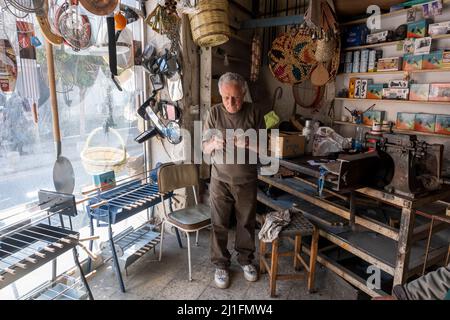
[258,209,291,243]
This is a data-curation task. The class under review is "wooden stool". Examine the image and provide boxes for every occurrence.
[259,211,319,297]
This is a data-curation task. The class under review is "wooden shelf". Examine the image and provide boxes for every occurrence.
[338,68,450,77]
[335,97,450,106]
[340,0,450,26]
[333,120,450,138]
[344,34,450,52]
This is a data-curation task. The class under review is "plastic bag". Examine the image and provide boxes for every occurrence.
[312,127,351,156]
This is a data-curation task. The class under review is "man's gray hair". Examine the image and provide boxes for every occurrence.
[218,72,246,90]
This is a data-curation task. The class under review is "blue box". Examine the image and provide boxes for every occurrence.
[345,25,369,48]
[93,171,116,191]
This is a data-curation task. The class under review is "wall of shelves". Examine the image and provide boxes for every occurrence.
[335,3,450,167]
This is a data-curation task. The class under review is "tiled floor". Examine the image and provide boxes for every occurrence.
[88,228,356,300]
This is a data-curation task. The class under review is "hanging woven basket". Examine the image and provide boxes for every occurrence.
[80,127,129,175]
[268,28,318,85]
[189,0,230,47]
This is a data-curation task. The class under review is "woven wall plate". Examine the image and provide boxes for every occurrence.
[268,29,317,84]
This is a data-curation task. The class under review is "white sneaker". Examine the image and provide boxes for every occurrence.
[214,269,230,289]
[241,264,258,282]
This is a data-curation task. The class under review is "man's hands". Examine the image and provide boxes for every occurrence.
[203,134,258,155]
[203,136,225,155]
[234,134,249,149]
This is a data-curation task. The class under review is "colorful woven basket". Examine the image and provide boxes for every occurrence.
[268,29,318,84]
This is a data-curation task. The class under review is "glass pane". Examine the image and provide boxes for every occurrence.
[0,9,145,299]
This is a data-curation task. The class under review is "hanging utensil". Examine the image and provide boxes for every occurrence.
[0,38,17,93]
[57,1,92,51]
[106,14,122,91]
[16,18,40,115]
[79,0,118,16]
[35,0,64,45]
[45,40,75,194]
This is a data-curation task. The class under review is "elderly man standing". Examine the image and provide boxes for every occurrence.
[202,72,266,289]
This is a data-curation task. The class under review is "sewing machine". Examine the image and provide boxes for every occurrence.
[365,133,444,198]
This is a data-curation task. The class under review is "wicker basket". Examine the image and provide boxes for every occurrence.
[80,127,129,175]
[268,29,317,84]
[189,0,230,47]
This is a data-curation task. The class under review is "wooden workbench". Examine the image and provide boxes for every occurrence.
[257,157,450,297]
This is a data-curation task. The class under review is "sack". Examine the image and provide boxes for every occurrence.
[312,127,351,156]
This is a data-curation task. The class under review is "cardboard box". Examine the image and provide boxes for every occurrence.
[345,51,353,63]
[367,30,390,44]
[403,54,423,71]
[429,83,450,101]
[396,113,416,130]
[377,57,402,71]
[389,80,409,88]
[413,37,432,55]
[93,171,116,191]
[410,84,430,101]
[407,19,430,38]
[363,110,385,126]
[428,21,450,36]
[403,38,416,54]
[367,84,384,99]
[345,24,369,47]
[348,78,358,98]
[345,62,353,73]
[443,50,450,67]
[415,113,436,133]
[435,114,450,135]
[360,79,369,98]
[422,50,444,69]
[270,132,305,158]
[382,88,409,100]
[354,79,362,98]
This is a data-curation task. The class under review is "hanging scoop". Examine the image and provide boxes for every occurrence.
[106,14,122,91]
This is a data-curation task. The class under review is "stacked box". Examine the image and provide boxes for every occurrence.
[360,49,369,73]
[422,50,444,69]
[367,31,390,44]
[367,84,384,99]
[389,80,409,88]
[403,38,416,54]
[443,51,450,68]
[363,110,385,126]
[352,50,361,73]
[345,51,353,73]
[345,24,369,47]
[428,21,450,36]
[410,84,430,101]
[360,79,369,98]
[354,79,362,98]
[407,19,430,38]
[348,78,358,98]
[378,57,403,71]
[413,37,432,55]
[403,54,423,71]
[435,114,450,135]
[429,83,450,101]
[415,113,436,133]
[396,113,416,130]
[382,88,409,100]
